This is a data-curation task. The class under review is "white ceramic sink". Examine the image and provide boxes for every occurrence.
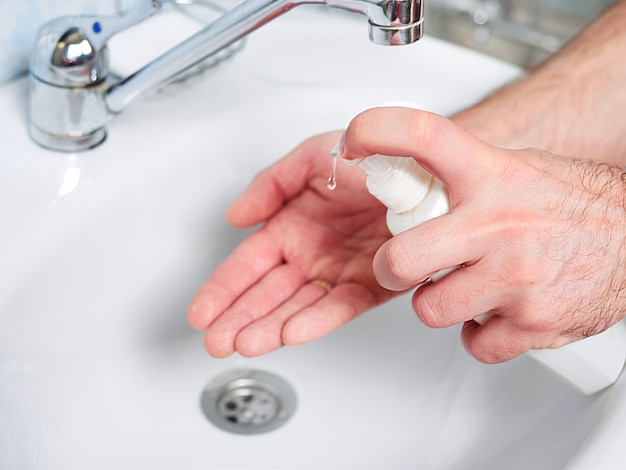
[2,7,625,470]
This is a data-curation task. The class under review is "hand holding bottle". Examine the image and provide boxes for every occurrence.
[341,106,626,365]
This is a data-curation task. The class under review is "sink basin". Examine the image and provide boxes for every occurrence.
[1,7,624,469]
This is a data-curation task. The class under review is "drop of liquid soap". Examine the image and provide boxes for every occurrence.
[326,158,337,191]
[326,145,340,191]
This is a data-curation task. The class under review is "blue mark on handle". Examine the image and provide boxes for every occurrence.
[92,21,102,33]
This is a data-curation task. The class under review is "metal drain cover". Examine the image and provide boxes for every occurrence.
[201,369,297,435]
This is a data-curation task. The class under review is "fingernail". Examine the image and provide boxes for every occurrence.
[415,277,433,290]
[338,131,346,157]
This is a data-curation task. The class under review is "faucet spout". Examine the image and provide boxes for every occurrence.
[328,0,424,45]
[28,0,424,152]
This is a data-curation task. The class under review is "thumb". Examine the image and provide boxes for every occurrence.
[227,132,340,227]
[341,107,498,202]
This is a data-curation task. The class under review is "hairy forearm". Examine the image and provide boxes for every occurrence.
[452,0,626,164]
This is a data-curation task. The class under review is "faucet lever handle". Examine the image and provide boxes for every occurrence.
[30,0,163,87]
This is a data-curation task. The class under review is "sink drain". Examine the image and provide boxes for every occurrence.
[201,369,297,435]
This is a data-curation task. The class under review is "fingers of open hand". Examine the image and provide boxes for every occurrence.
[280,283,377,346]
[188,224,378,358]
[204,279,372,358]
[201,263,307,357]
[234,281,329,357]
[187,229,282,331]
[235,283,374,357]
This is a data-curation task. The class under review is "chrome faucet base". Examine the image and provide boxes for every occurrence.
[29,123,107,153]
[28,73,111,152]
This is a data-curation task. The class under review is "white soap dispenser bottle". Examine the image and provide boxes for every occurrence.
[347,153,626,395]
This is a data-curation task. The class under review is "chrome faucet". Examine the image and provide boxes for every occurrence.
[28,0,424,152]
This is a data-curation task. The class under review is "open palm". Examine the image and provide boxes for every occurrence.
[188,131,397,357]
